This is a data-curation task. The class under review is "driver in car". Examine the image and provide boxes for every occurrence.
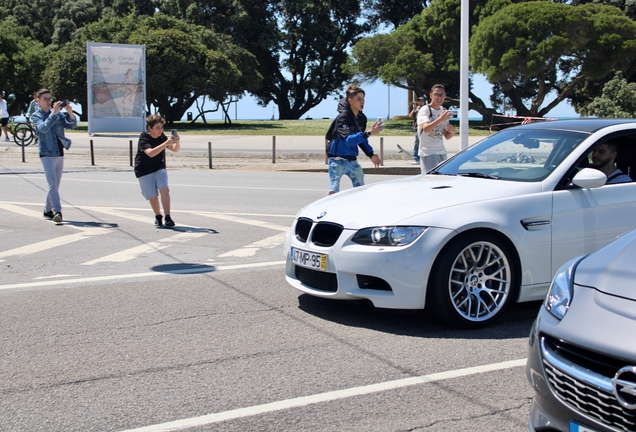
[590,141,632,184]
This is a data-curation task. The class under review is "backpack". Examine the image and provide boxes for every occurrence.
[325,118,337,154]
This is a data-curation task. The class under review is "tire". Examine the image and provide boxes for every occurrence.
[428,232,519,329]
[13,124,34,146]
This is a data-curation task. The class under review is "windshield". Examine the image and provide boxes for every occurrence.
[435,129,589,182]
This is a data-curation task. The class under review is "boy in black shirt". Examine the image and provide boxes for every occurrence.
[134,114,180,227]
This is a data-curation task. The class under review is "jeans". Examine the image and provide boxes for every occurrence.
[413,130,421,162]
[328,158,364,193]
[41,156,64,213]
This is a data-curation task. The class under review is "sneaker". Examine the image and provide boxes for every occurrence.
[3,137,9,142]
[164,215,175,227]
[43,210,55,219]
[52,212,63,223]
[154,215,163,227]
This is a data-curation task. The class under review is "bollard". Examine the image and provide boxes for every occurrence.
[129,140,133,166]
[208,142,213,169]
[21,139,26,163]
[380,137,384,166]
[90,140,95,166]
[272,136,276,164]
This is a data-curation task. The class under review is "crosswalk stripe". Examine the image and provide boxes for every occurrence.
[82,232,208,265]
[194,212,290,231]
[219,232,286,258]
[0,227,111,262]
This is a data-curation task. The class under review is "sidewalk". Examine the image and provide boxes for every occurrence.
[0,133,485,175]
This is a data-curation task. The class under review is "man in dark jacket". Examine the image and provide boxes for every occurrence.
[326,83,382,194]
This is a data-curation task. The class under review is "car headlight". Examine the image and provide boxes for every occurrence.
[544,257,583,320]
[351,226,426,246]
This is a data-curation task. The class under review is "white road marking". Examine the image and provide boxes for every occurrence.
[33,274,77,280]
[0,261,285,291]
[80,206,153,224]
[0,227,111,262]
[119,358,527,432]
[0,201,296,218]
[0,202,44,219]
[17,176,323,192]
[194,212,290,231]
[219,232,286,258]
[82,232,208,265]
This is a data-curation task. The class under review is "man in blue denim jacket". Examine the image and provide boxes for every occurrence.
[31,88,77,223]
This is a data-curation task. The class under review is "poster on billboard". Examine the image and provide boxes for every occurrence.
[87,42,146,135]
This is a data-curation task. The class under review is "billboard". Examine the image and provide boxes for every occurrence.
[87,42,146,135]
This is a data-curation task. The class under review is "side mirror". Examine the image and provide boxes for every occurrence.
[572,168,607,189]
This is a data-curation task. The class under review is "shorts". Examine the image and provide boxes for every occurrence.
[328,158,364,193]
[420,153,447,173]
[138,169,169,200]
[1,118,8,127]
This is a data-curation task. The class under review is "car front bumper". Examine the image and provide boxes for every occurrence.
[526,307,633,432]
[283,221,455,310]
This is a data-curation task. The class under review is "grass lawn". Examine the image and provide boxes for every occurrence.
[74,119,493,136]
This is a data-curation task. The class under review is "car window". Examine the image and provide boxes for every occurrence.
[436,129,589,182]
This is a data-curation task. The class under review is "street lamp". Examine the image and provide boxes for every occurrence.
[460,0,469,150]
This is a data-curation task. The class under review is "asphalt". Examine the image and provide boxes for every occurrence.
[0,132,485,175]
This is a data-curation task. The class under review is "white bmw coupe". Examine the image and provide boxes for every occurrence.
[284,119,636,328]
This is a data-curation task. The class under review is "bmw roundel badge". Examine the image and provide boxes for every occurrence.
[317,212,327,219]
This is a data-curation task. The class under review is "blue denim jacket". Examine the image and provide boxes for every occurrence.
[32,108,77,156]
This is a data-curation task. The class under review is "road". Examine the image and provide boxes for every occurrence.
[0,168,536,431]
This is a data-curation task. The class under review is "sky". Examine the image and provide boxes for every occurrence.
[195,73,580,121]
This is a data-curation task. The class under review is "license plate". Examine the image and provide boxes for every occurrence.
[290,247,327,271]
[570,422,600,432]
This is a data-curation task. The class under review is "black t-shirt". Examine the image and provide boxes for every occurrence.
[134,132,167,178]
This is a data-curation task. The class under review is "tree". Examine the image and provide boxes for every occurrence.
[166,0,367,119]
[251,0,368,119]
[42,42,89,120]
[0,0,95,46]
[582,72,636,118]
[0,21,48,116]
[345,0,499,121]
[55,14,261,123]
[362,0,427,29]
[470,2,636,117]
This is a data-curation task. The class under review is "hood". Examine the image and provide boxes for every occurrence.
[337,97,350,114]
[574,229,636,301]
[298,174,542,229]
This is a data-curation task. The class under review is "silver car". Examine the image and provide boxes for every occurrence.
[526,228,636,432]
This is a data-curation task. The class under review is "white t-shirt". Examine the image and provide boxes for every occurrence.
[0,100,8,119]
[417,105,447,156]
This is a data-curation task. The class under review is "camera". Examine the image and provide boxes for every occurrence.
[59,100,68,108]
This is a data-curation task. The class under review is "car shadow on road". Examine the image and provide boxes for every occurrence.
[297,294,541,340]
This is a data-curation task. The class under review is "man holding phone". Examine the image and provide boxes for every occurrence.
[31,89,77,223]
[417,84,456,173]
[134,114,180,227]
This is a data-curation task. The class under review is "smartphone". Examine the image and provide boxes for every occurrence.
[59,100,68,108]
[171,129,177,136]
[377,117,384,126]
[449,111,458,118]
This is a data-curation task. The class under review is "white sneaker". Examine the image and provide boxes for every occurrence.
[3,137,9,142]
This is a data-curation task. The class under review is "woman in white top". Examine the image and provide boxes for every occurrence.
[0,93,10,141]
